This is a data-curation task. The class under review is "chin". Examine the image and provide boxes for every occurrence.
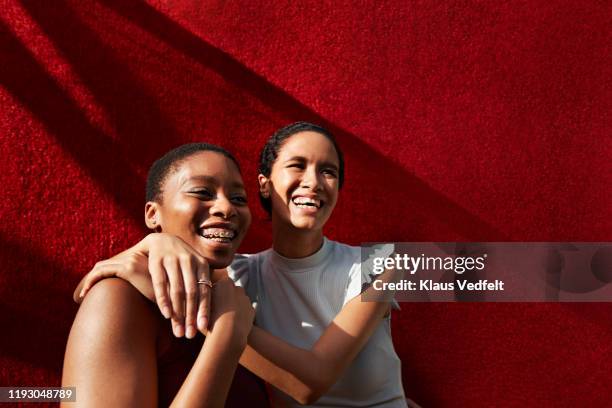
[201,248,235,268]
[193,240,240,269]
[170,234,238,268]
[209,256,233,269]
[289,217,323,231]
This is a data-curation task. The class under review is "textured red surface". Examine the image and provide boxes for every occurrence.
[1,1,610,406]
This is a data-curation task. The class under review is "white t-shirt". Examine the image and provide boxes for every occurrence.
[228,238,407,407]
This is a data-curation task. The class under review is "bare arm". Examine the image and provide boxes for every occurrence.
[79,271,392,405]
[74,233,211,339]
[62,279,159,407]
[240,293,391,404]
[74,234,398,404]
[170,278,254,407]
[63,278,252,407]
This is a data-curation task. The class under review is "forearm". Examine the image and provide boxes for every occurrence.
[241,299,391,404]
[171,319,246,408]
[240,327,336,404]
[74,234,161,303]
[73,235,154,302]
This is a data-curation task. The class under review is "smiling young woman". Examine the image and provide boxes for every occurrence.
[231,123,406,407]
[258,129,341,257]
[62,144,268,407]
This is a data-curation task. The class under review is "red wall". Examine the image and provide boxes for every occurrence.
[1,1,610,406]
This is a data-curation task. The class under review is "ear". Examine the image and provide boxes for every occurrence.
[144,201,161,231]
[258,174,270,198]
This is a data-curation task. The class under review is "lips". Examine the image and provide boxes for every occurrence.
[198,223,238,243]
[291,195,323,209]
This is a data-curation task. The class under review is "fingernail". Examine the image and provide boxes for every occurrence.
[173,323,184,337]
[186,326,196,339]
[79,289,85,298]
[162,306,172,319]
[198,316,207,331]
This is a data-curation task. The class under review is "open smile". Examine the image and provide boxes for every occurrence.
[198,223,238,244]
[291,195,324,211]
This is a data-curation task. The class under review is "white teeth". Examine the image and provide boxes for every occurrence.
[201,228,235,240]
[292,197,321,208]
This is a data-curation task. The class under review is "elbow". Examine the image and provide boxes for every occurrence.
[299,393,323,406]
[294,390,323,406]
[294,377,334,405]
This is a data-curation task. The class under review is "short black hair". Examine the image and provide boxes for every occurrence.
[258,121,344,214]
[146,143,240,203]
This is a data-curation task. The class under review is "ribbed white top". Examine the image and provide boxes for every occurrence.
[229,238,406,408]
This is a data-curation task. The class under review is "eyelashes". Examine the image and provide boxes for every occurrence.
[189,189,247,204]
[322,169,338,178]
[286,164,337,178]
[191,189,214,199]
[231,196,248,205]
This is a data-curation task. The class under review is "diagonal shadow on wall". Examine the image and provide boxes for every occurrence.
[0,234,76,374]
[5,0,505,242]
[96,0,506,240]
[20,0,182,162]
[0,20,144,222]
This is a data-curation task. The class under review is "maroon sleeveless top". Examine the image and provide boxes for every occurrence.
[157,322,269,407]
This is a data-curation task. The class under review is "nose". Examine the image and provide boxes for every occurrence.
[210,195,236,219]
[300,165,323,192]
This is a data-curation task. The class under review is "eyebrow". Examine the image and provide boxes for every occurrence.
[284,156,339,170]
[183,175,245,189]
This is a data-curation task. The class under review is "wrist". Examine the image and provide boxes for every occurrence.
[137,233,159,255]
[210,315,250,350]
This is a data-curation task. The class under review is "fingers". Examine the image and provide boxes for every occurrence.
[180,255,198,339]
[149,256,172,320]
[77,263,123,302]
[79,272,103,299]
[196,260,211,333]
[150,251,209,339]
[164,257,186,337]
[79,237,210,341]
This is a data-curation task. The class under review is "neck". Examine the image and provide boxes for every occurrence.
[272,219,324,258]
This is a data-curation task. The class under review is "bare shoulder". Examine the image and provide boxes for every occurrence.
[73,278,158,338]
[83,276,150,304]
[63,282,159,406]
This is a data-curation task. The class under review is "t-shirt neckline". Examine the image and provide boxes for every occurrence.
[270,237,332,271]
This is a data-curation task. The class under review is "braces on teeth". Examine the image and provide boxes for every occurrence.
[202,229,235,239]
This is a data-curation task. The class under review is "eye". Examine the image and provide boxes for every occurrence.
[322,168,338,178]
[287,162,305,170]
[231,195,248,205]
[191,189,214,199]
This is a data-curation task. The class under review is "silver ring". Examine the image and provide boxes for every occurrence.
[197,279,213,288]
